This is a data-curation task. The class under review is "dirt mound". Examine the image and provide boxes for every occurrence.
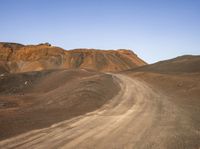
[0,69,120,140]
[129,55,200,73]
[0,42,146,73]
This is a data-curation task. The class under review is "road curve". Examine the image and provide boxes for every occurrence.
[0,74,199,149]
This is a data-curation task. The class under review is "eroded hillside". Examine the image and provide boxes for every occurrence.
[0,42,146,73]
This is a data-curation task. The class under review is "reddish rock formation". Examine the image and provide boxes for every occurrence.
[0,42,146,73]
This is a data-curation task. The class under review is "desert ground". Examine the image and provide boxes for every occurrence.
[0,43,199,149]
[0,70,200,148]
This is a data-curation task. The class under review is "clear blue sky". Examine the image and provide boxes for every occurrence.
[0,0,200,63]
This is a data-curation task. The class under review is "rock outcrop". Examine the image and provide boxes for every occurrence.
[0,42,146,73]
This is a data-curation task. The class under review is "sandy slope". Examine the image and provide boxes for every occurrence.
[0,74,199,149]
[0,69,120,140]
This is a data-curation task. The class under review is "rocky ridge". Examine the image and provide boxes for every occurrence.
[0,42,146,73]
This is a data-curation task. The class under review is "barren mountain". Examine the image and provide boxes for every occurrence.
[0,42,146,73]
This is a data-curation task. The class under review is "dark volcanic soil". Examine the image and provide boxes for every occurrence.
[0,69,120,140]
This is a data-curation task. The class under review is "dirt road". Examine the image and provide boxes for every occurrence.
[0,74,199,149]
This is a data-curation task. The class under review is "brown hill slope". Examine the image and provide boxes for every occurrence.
[124,54,200,100]
[129,55,200,73]
[0,42,146,73]
[0,69,120,140]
